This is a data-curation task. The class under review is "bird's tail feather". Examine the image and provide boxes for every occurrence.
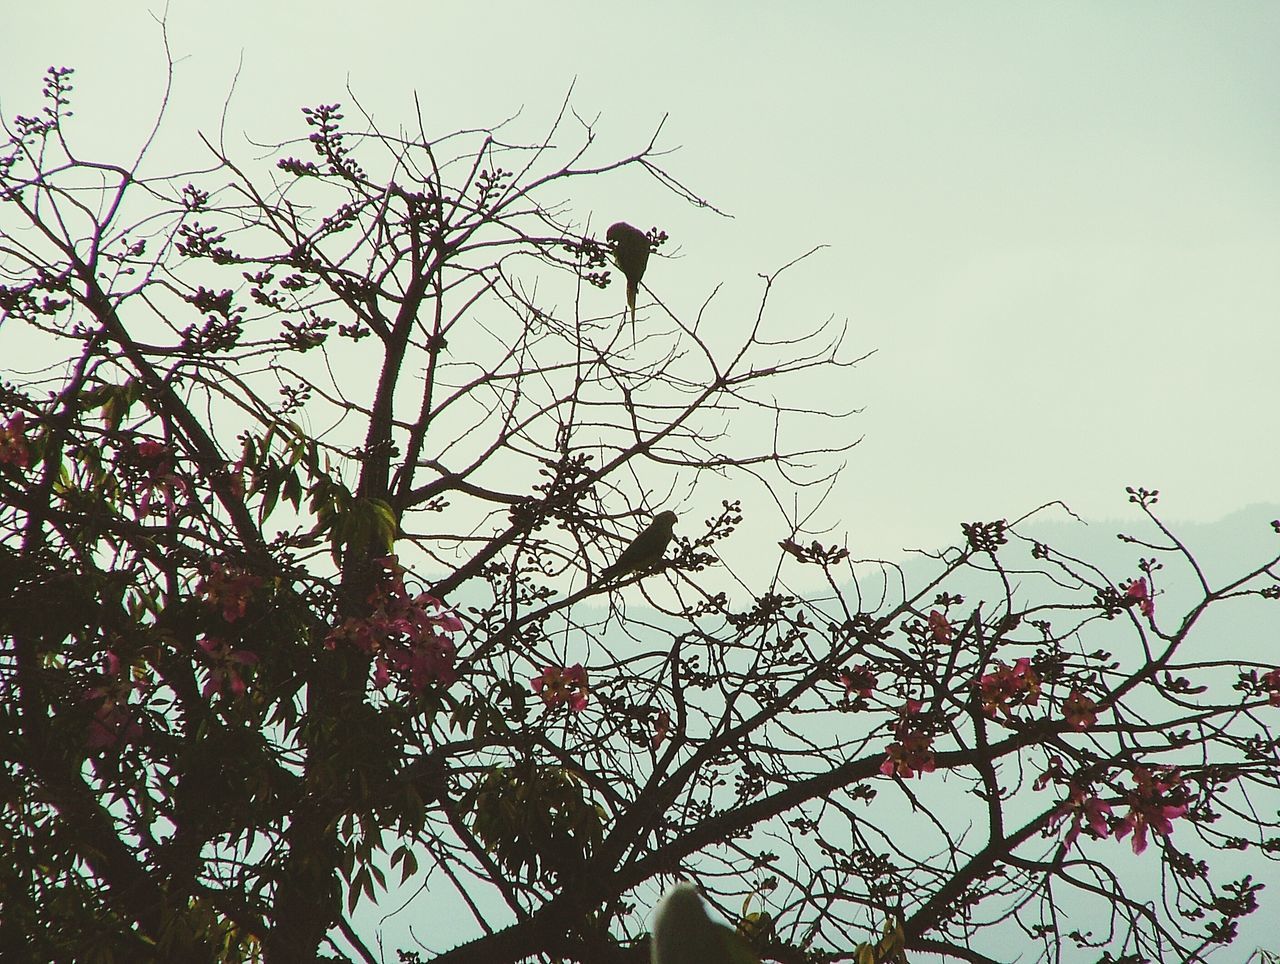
[627,280,638,343]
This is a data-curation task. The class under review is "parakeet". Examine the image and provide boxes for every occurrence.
[606,221,651,333]
[650,883,760,964]
[600,510,677,583]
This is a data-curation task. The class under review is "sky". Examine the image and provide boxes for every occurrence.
[4,3,1280,957]
[4,2,1277,562]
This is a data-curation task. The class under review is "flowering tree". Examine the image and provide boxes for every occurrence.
[2,67,1279,964]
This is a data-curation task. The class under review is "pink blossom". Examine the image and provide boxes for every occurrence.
[1260,668,1280,707]
[197,562,264,623]
[1062,689,1099,731]
[1033,755,1066,793]
[1124,577,1154,618]
[323,556,464,694]
[976,658,1041,719]
[1115,766,1190,855]
[880,731,936,779]
[86,701,145,750]
[927,610,952,646]
[1037,757,1115,848]
[0,412,31,469]
[651,709,671,749]
[531,663,590,712]
[197,636,259,697]
[880,700,935,779]
[130,439,186,517]
[838,664,877,699]
[1050,786,1115,848]
[226,456,247,499]
[84,652,145,752]
[386,633,458,690]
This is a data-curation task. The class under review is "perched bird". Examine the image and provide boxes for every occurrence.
[600,510,677,583]
[606,221,651,334]
[650,883,760,964]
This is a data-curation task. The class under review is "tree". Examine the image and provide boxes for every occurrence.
[2,65,1279,964]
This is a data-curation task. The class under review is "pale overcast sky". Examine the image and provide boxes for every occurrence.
[4,2,1276,563]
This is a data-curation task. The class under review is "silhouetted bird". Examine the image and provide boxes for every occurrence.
[606,221,651,336]
[650,883,760,964]
[600,510,677,583]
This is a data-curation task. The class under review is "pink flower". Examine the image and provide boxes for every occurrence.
[197,563,264,623]
[1050,785,1114,848]
[1062,689,1099,731]
[1114,766,1190,855]
[197,636,259,697]
[880,700,935,779]
[880,732,936,779]
[386,633,458,691]
[651,709,671,749]
[423,598,464,635]
[129,439,186,517]
[84,652,145,752]
[531,663,590,712]
[976,657,1041,719]
[1033,755,1067,792]
[927,610,952,646]
[1260,668,1280,707]
[839,664,877,699]
[372,655,391,689]
[323,556,464,694]
[226,455,247,499]
[1124,577,1154,618]
[1037,757,1115,847]
[86,701,145,750]
[0,412,31,469]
